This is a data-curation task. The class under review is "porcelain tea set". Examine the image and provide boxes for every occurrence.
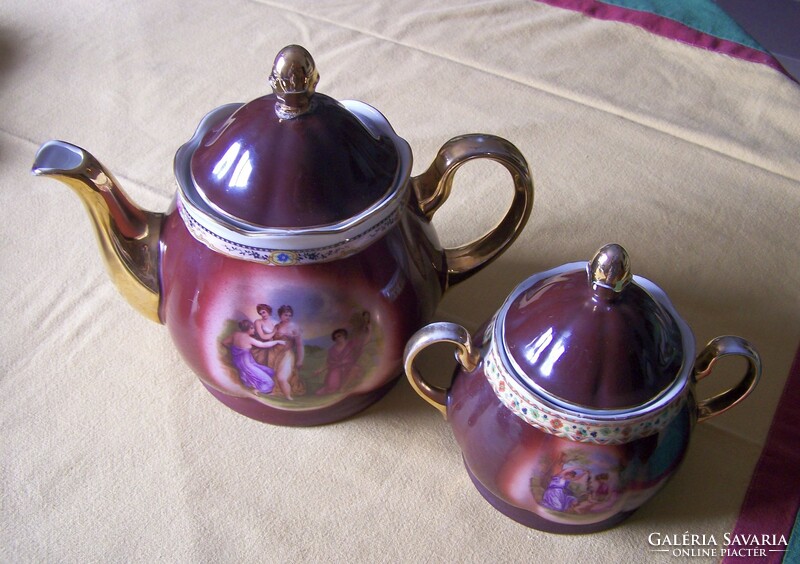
[32,45,761,533]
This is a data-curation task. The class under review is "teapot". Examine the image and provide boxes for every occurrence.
[403,243,761,532]
[32,45,533,426]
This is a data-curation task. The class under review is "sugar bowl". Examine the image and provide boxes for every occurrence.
[403,243,761,532]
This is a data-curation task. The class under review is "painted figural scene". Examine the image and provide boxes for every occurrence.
[220,300,376,407]
[532,449,622,516]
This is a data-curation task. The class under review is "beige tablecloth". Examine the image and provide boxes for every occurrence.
[2,1,799,562]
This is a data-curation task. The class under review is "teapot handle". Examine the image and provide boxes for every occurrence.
[411,134,533,287]
[403,322,480,418]
[694,336,762,423]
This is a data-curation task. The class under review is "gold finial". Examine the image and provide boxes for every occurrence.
[269,45,319,118]
[589,243,632,293]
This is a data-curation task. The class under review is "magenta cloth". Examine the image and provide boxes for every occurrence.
[534,0,789,75]
[722,344,800,563]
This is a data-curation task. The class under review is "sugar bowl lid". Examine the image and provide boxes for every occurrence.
[498,244,686,411]
[189,45,400,229]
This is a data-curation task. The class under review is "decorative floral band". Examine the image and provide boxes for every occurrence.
[177,196,400,265]
[482,325,687,445]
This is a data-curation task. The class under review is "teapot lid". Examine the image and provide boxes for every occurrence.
[189,45,400,229]
[498,244,685,411]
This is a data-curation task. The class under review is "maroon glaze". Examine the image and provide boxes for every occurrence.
[190,93,398,228]
[404,245,760,533]
[447,334,693,533]
[502,269,684,410]
[33,44,535,428]
[158,197,445,426]
[202,377,399,426]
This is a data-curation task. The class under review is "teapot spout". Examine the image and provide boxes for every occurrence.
[32,141,163,323]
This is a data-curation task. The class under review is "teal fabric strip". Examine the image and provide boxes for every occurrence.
[785,509,800,563]
[596,0,766,51]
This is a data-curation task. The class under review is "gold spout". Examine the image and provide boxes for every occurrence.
[32,141,163,323]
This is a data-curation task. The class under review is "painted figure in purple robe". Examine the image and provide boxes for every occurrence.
[541,469,580,512]
[223,319,285,394]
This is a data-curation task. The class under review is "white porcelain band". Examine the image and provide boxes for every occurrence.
[177,193,402,265]
[482,321,688,445]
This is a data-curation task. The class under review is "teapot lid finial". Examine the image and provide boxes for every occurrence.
[269,44,320,118]
[188,43,400,229]
[589,243,632,295]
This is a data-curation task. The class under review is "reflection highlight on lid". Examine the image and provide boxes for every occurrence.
[525,327,553,365]
[540,336,567,378]
[211,142,253,189]
[524,327,570,378]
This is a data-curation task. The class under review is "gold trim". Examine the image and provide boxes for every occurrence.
[403,322,479,419]
[410,134,533,288]
[33,142,162,323]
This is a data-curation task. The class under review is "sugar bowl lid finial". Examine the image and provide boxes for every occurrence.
[589,243,632,294]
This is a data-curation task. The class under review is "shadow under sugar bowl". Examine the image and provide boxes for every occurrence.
[403,243,761,533]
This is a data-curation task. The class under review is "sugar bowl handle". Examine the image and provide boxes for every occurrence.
[411,135,533,287]
[403,322,480,418]
[694,336,762,423]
